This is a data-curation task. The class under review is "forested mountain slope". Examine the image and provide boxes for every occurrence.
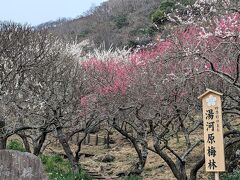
[37,0,163,48]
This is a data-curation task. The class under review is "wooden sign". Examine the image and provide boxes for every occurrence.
[198,88,225,172]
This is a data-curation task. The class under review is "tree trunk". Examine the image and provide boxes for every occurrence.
[129,139,147,175]
[177,113,191,148]
[176,161,187,180]
[56,125,79,174]
[95,134,98,145]
[87,133,90,144]
[112,120,146,175]
[0,120,6,149]
[176,132,180,143]
[106,130,110,148]
[75,133,88,163]
[0,137,7,149]
[33,131,47,156]
[18,133,31,153]
[183,128,191,149]
[189,155,205,180]
[153,141,181,180]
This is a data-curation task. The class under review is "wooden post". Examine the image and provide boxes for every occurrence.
[83,135,87,145]
[87,133,90,144]
[121,122,124,129]
[95,134,98,146]
[104,136,106,145]
[106,131,110,148]
[215,172,220,180]
[176,132,180,143]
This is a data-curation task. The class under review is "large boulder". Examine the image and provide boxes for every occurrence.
[0,150,48,180]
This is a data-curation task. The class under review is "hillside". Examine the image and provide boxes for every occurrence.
[37,0,162,49]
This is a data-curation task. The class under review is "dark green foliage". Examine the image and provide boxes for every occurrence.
[150,0,195,25]
[151,9,167,25]
[127,38,152,49]
[179,0,196,5]
[127,40,139,49]
[130,26,157,37]
[7,139,26,152]
[138,26,158,36]
[159,0,176,13]
[150,0,176,25]
[78,30,90,38]
[225,142,240,172]
[40,154,92,180]
[113,15,129,29]
[220,171,240,180]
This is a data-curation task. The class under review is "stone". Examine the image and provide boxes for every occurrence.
[0,150,48,180]
[116,171,127,177]
[97,154,115,163]
[109,138,115,144]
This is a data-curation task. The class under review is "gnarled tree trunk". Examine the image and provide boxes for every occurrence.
[18,133,31,153]
[0,120,7,150]
[0,137,7,150]
[33,131,48,156]
[55,124,79,174]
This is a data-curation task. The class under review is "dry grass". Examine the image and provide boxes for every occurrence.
[76,131,211,180]
[8,130,215,179]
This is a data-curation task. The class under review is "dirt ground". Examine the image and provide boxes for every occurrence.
[70,131,210,180]
[9,131,214,179]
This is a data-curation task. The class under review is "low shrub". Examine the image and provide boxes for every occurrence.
[221,171,240,180]
[7,139,25,152]
[40,154,92,180]
[151,9,167,25]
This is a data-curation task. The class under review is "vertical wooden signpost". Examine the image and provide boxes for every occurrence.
[198,88,225,180]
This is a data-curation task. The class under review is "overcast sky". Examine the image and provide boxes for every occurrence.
[0,0,107,25]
